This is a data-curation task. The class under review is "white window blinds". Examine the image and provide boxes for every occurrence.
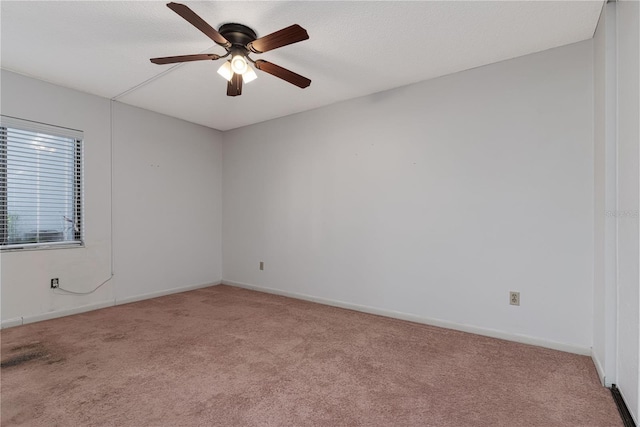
[0,116,83,250]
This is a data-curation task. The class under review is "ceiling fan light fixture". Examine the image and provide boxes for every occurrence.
[217,61,233,81]
[230,52,248,75]
[151,3,311,96]
[242,66,258,83]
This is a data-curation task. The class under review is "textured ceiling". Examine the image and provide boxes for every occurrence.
[1,1,603,131]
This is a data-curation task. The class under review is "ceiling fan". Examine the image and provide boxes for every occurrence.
[150,2,311,97]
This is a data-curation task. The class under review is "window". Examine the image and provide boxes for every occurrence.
[0,116,83,250]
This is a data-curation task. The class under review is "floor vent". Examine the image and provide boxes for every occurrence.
[610,384,636,427]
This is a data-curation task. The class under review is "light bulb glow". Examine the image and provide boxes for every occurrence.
[231,54,248,74]
[217,61,233,81]
[242,66,258,83]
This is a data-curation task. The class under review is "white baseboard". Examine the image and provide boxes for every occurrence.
[1,317,25,329]
[115,281,221,306]
[1,281,222,329]
[17,300,116,327]
[2,278,592,357]
[222,280,591,356]
[591,351,607,386]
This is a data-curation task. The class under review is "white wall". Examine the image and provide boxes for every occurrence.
[1,71,113,324]
[593,1,618,387]
[0,71,223,325]
[112,102,223,303]
[222,41,594,352]
[615,0,640,421]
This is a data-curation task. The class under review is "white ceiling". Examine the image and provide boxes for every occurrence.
[1,1,603,131]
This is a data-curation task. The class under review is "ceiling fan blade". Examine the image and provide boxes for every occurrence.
[150,53,221,65]
[227,73,243,96]
[247,24,309,53]
[167,2,231,48]
[254,60,311,89]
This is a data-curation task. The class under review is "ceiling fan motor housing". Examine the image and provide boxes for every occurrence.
[219,23,258,50]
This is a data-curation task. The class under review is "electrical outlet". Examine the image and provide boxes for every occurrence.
[259,262,264,271]
[509,291,520,306]
[51,278,59,289]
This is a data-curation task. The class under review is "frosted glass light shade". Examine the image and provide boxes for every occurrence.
[242,66,258,83]
[217,61,233,81]
[231,54,248,74]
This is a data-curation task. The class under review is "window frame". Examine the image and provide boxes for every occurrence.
[0,115,84,251]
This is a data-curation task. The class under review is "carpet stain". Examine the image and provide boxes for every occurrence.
[85,361,99,370]
[103,333,127,342]
[46,356,66,365]
[1,342,49,368]
[10,342,43,352]
[168,309,190,317]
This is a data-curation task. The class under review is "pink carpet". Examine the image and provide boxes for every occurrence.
[1,285,622,426]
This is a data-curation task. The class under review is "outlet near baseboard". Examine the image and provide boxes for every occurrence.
[509,291,520,306]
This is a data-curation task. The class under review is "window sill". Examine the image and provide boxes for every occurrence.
[1,243,85,253]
